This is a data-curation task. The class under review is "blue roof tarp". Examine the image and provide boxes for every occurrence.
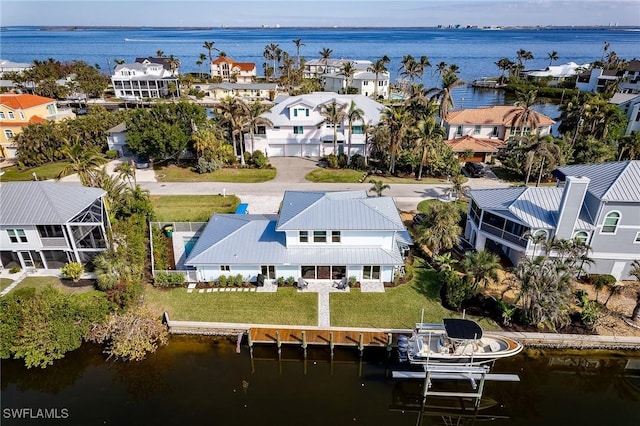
[235,203,249,214]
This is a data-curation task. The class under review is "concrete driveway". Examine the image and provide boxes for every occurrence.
[267,156,321,183]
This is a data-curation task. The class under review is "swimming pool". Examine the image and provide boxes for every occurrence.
[183,236,199,257]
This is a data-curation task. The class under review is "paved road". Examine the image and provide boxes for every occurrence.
[139,157,511,213]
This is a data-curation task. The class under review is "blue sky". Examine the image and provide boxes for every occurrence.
[1,0,639,27]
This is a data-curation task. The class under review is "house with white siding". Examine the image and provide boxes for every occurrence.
[245,92,384,157]
[0,182,110,270]
[111,57,180,99]
[464,161,640,280]
[184,190,412,284]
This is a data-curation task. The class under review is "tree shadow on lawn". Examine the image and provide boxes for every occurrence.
[411,266,442,300]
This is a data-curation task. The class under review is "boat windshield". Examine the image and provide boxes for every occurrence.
[443,319,483,340]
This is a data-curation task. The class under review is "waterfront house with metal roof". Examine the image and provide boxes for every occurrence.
[111,57,180,100]
[245,92,384,157]
[184,190,412,284]
[464,161,640,280]
[0,182,109,270]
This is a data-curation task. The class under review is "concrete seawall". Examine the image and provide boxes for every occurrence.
[163,314,640,350]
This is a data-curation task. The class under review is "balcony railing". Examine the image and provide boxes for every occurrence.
[40,237,68,248]
[480,222,528,248]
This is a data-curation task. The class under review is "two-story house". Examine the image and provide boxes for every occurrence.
[210,56,256,83]
[111,57,180,99]
[0,182,110,271]
[246,92,383,157]
[464,161,640,280]
[609,92,640,136]
[443,106,554,142]
[576,60,640,94]
[0,93,75,158]
[184,190,411,284]
[319,60,390,99]
[194,82,277,101]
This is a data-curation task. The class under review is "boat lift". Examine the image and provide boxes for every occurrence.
[392,364,520,410]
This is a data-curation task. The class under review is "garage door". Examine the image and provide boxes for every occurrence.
[268,145,285,157]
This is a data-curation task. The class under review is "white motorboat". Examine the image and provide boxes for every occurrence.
[404,318,523,366]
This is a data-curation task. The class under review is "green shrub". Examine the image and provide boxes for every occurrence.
[326,154,339,169]
[235,274,244,287]
[440,270,474,309]
[218,275,227,287]
[250,150,268,169]
[196,157,223,174]
[152,227,171,271]
[581,299,601,326]
[349,276,357,286]
[276,277,285,287]
[60,262,84,282]
[106,149,120,159]
[154,271,185,287]
[590,274,617,288]
[9,266,21,274]
[285,276,295,286]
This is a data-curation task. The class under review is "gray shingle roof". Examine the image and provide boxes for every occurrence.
[0,182,106,225]
[276,191,405,231]
[555,161,640,201]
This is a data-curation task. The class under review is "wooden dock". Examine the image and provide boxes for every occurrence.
[248,327,397,352]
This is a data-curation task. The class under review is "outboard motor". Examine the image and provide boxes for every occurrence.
[397,334,409,362]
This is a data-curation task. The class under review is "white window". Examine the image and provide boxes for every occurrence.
[573,231,589,244]
[313,231,327,243]
[473,125,481,135]
[0,111,5,119]
[7,111,15,119]
[220,265,230,271]
[293,126,304,135]
[363,81,368,86]
[601,211,620,234]
[4,130,14,139]
[261,265,276,279]
[19,111,25,119]
[331,231,341,243]
[7,229,27,243]
[299,231,308,243]
[363,265,380,280]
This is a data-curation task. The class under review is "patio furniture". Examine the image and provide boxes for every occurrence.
[334,276,348,290]
[297,277,308,290]
[256,274,265,287]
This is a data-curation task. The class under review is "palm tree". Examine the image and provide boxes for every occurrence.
[445,173,467,200]
[115,159,136,188]
[432,252,458,271]
[462,250,500,289]
[338,61,356,94]
[415,202,461,255]
[413,116,445,180]
[218,96,249,165]
[547,50,559,67]
[495,57,515,82]
[167,55,180,76]
[507,89,542,138]
[346,100,364,164]
[368,179,390,197]
[263,43,281,79]
[515,49,534,76]
[430,64,463,121]
[417,55,431,81]
[617,131,640,161]
[368,58,389,99]
[380,106,409,174]
[319,47,333,74]
[320,99,347,154]
[292,38,305,70]
[156,50,165,58]
[243,100,273,154]
[521,137,563,186]
[197,53,207,79]
[203,41,216,63]
[56,141,106,186]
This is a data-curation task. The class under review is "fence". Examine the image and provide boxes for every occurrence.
[149,222,207,283]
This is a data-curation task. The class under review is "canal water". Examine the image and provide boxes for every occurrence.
[2,336,638,425]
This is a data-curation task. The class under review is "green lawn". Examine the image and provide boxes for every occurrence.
[150,194,240,222]
[145,286,318,325]
[0,162,71,181]
[1,278,14,292]
[155,164,277,183]
[330,268,499,330]
[305,168,448,184]
[417,198,469,216]
[13,276,97,295]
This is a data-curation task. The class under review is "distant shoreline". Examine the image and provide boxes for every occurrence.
[2,25,639,31]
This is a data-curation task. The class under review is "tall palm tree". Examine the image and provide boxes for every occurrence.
[415,202,461,255]
[618,131,640,160]
[203,41,216,63]
[319,47,333,74]
[56,141,106,186]
[430,64,463,121]
[368,179,390,197]
[292,38,305,70]
[495,57,515,82]
[197,53,207,79]
[167,55,180,76]
[156,50,165,58]
[413,116,445,180]
[218,96,249,165]
[417,55,431,81]
[320,99,347,155]
[462,250,500,289]
[346,100,364,164]
[243,100,273,154]
[115,160,136,188]
[338,61,356,94]
[380,106,409,174]
[522,137,563,186]
[507,89,542,137]
[263,43,282,81]
[515,49,534,76]
[547,50,559,67]
[368,57,389,99]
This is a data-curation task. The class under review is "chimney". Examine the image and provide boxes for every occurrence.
[555,176,590,240]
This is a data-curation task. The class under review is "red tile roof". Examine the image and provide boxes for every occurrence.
[0,94,55,110]
[444,106,554,127]
[211,56,256,72]
[446,135,505,152]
